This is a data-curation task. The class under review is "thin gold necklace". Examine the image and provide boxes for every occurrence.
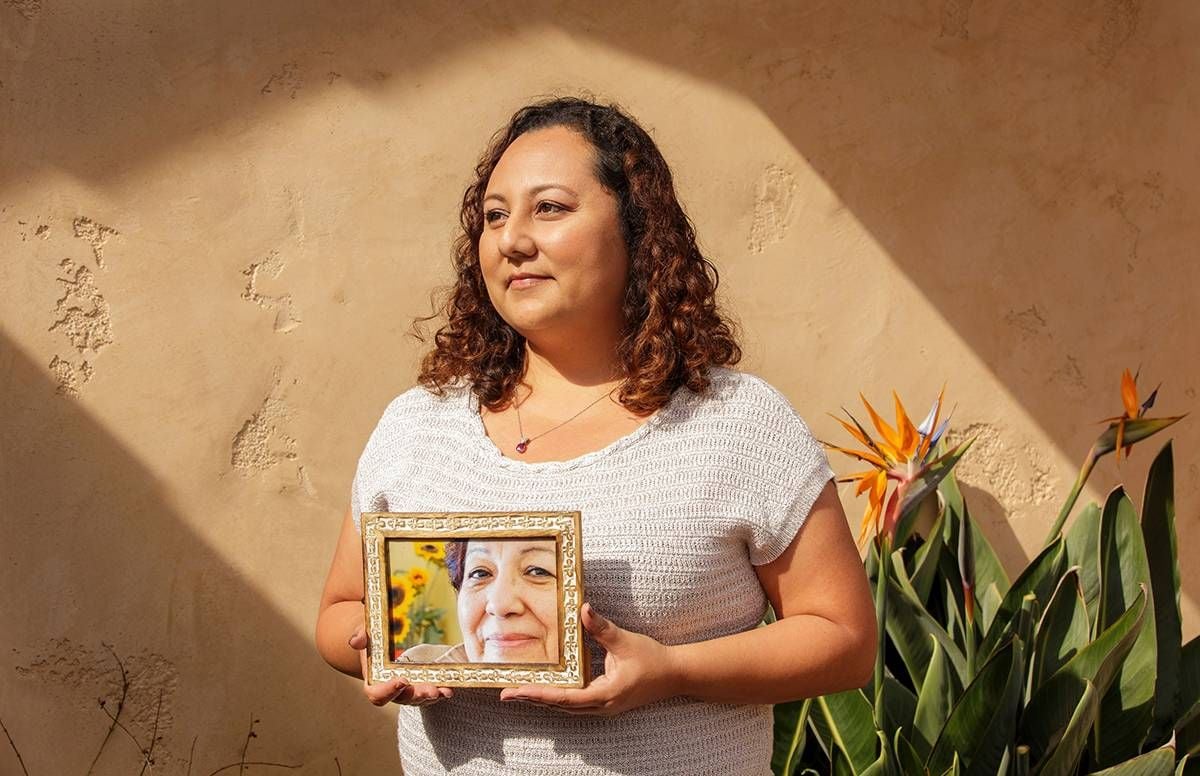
[513,385,618,454]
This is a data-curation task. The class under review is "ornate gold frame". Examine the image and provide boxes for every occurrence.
[361,510,587,688]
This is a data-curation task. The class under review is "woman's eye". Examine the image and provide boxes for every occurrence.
[525,565,555,578]
[484,209,505,224]
[536,201,564,215]
[467,567,492,580]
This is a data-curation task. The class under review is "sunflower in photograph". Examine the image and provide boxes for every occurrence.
[407,566,430,589]
[414,541,446,566]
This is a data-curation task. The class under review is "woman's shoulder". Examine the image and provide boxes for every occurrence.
[681,367,828,455]
[374,379,471,427]
[695,366,816,420]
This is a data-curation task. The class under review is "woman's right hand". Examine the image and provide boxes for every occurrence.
[349,625,454,707]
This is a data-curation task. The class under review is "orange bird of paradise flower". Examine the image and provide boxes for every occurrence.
[1099,368,1160,461]
[822,386,960,548]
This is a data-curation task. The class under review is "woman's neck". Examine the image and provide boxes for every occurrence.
[518,329,624,404]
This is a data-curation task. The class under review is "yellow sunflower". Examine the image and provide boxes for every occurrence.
[391,613,410,658]
[414,541,446,566]
[389,575,416,612]
[406,567,430,589]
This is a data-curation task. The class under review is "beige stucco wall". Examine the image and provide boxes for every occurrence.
[2,1,1197,773]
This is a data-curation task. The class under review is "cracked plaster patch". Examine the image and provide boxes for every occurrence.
[48,255,113,396]
[945,422,1056,514]
[241,251,301,333]
[940,0,973,39]
[72,216,119,270]
[748,165,797,254]
[16,639,179,741]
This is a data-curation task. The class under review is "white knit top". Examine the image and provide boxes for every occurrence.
[350,366,834,776]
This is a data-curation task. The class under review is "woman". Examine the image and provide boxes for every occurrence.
[315,96,877,775]
[398,538,561,664]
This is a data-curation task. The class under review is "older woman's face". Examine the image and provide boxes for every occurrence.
[478,125,629,338]
[458,539,560,663]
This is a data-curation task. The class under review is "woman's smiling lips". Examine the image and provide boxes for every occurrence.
[508,273,551,289]
[485,633,540,647]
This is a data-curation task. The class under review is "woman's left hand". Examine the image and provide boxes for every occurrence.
[499,602,679,716]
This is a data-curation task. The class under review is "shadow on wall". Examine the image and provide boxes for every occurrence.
[3,0,1195,544]
[0,334,394,775]
[2,13,1197,774]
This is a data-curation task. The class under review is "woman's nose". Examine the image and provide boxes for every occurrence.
[484,576,526,617]
[496,212,536,259]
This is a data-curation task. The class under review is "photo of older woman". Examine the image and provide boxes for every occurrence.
[396,538,560,665]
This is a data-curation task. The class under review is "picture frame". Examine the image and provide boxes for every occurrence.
[361,510,587,688]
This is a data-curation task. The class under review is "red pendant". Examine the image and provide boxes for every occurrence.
[515,438,530,454]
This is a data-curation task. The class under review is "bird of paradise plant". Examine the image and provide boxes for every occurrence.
[820,387,973,730]
[1042,368,1186,545]
[774,371,1192,776]
[823,386,965,550]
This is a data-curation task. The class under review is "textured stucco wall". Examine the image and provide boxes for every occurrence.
[2,1,1197,773]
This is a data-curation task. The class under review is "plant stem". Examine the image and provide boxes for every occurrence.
[872,534,891,734]
[1042,444,1098,547]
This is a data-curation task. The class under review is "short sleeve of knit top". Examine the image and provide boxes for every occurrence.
[347,366,835,776]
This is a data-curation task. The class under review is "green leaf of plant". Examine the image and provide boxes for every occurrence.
[926,637,1023,776]
[858,731,893,776]
[1019,587,1147,763]
[913,637,959,757]
[894,728,926,776]
[896,439,974,537]
[1087,746,1176,775]
[772,698,812,776]
[1014,594,1038,707]
[817,689,877,774]
[886,576,968,689]
[1034,678,1098,776]
[833,749,855,776]
[1179,689,1200,758]
[940,471,1010,598]
[1094,416,1186,458]
[1031,567,1090,691]
[979,538,1065,664]
[1179,636,1200,752]
[894,489,940,560]
[881,675,917,743]
[1063,501,1102,630]
[1094,488,1157,767]
[1141,442,1182,745]
[979,582,1003,636]
[807,696,835,762]
[910,506,947,605]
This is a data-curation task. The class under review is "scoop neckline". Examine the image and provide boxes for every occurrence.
[462,381,689,474]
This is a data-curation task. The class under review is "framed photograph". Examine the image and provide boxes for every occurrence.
[361,510,587,688]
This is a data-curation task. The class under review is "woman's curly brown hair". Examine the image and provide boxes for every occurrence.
[410,95,741,415]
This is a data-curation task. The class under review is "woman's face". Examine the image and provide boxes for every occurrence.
[458,539,560,663]
[478,125,629,339]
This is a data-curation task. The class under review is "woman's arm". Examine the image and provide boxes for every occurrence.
[315,507,370,676]
[315,507,453,706]
[672,479,876,703]
[500,481,877,713]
